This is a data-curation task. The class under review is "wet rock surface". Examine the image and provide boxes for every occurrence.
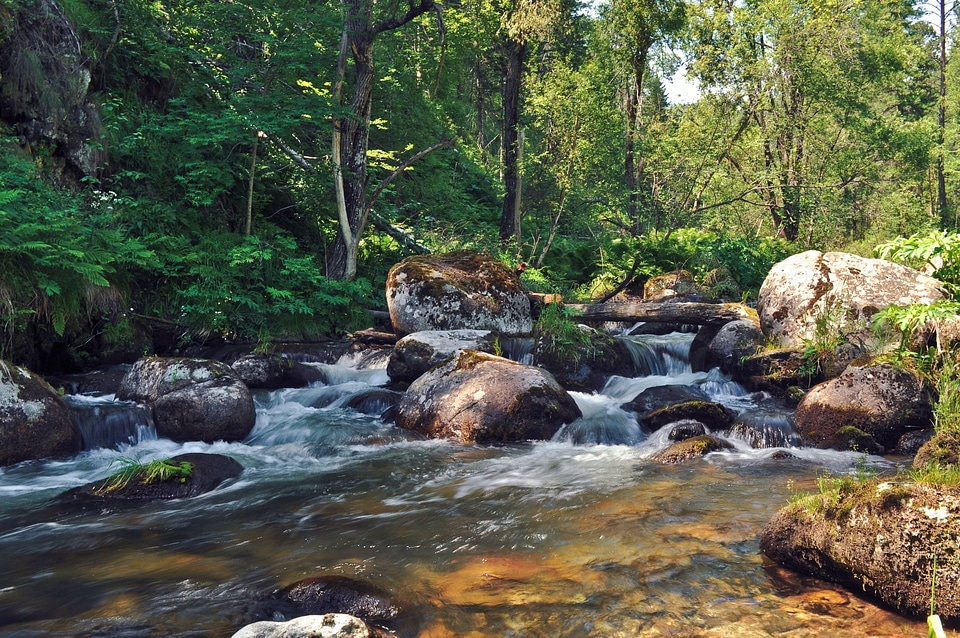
[60,452,243,502]
[386,329,496,384]
[395,349,581,443]
[761,482,960,622]
[118,357,256,443]
[232,613,381,638]
[0,360,81,466]
[231,354,324,389]
[651,435,733,463]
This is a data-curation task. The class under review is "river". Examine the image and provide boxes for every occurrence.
[0,333,926,636]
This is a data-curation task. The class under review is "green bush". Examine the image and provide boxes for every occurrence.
[138,230,374,344]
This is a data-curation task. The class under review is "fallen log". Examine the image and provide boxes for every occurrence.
[562,302,757,326]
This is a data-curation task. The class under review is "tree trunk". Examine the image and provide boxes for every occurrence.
[938,0,950,227]
[563,301,755,326]
[624,47,648,233]
[328,0,436,281]
[500,37,525,243]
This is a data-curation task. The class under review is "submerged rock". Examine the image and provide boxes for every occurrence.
[61,452,243,502]
[386,251,532,337]
[793,363,932,452]
[651,435,732,464]
[0,360,80,466]
[760,481,960,622]
[395,350,581,443]
[258,576,399,625]
[232,613,380,638]
[118,357,255,443]
[640,400,735,433]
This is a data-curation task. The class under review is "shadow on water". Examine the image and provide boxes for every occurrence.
[0,335,922,636]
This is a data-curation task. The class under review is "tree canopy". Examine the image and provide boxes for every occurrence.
[0,0,956,369]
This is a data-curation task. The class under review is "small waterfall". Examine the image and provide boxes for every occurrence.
[727,410,800,449]
[65,395,156,450]
[557,392,644,445]
[499,336,535,364]
[620,332,693,376]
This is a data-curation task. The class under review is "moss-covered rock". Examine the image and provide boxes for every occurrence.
[794,363,933,451]
[0,360,80,466]
[640,400,735,432]
[914,431,960,469]
[650,435,732,464]
[386,251,531,337]
[533,328,634,392]
[395,349,581,443]
[761,481,960,622]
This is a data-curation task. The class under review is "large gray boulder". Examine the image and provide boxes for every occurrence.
[0,361,80,466]
[386,251,532,337]
[395,350,581,443]
[118,358,256,443]
[761,482,960,622]
[793,363,932,451]
[387,329,496,384]
[758,251,944,349]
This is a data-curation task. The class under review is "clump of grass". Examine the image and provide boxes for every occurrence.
[790,456,880,515]
[95,457,194,494]
[535,301,599,366]
[910,462,960,486]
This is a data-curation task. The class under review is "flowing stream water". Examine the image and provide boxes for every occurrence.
[0,333,927,637]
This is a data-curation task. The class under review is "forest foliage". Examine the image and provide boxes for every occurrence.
[0,0,958,369]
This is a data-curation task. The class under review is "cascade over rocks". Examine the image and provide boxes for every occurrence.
[387,329,497,384]
[394,350,581,443]
[757,250,945,349]
[118,357,256,443]
[760,482,960,622]
[533,327,634,392]
[386,251,532,337]
[0,360,80,466]
[793,363,932,451]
